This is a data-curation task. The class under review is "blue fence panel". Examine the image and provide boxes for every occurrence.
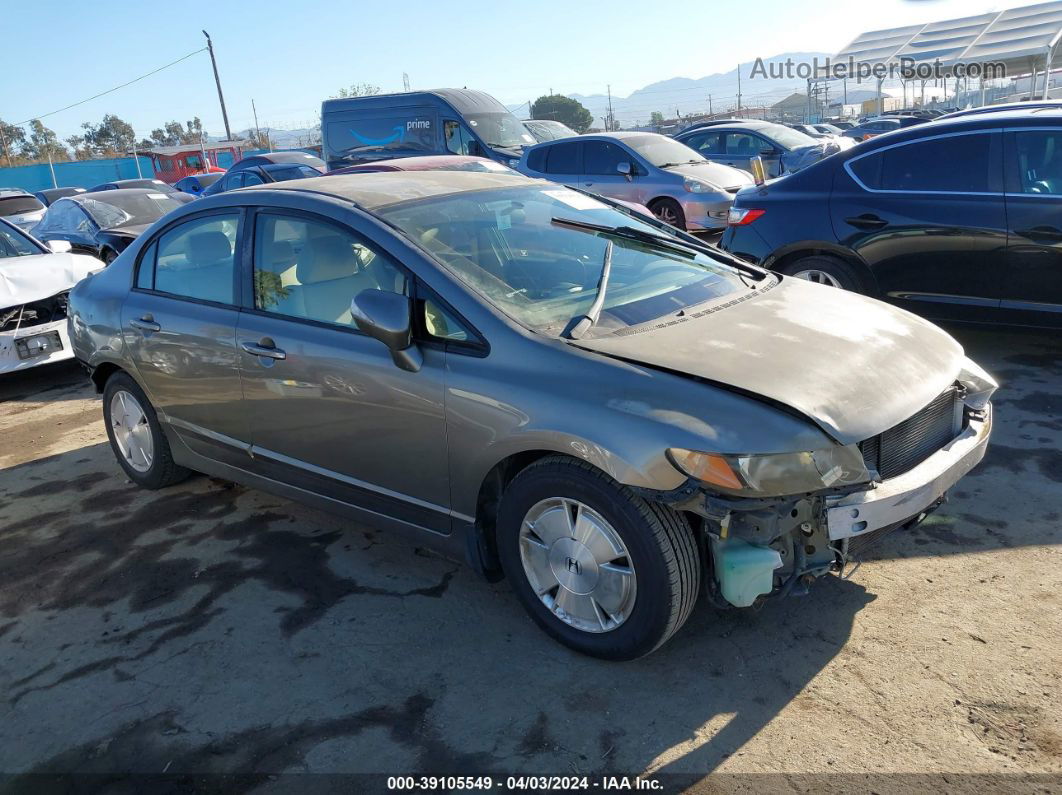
[0,156,156,192]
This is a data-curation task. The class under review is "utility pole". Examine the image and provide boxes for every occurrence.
[737,63,742,114]
[252,98,263,148]
[202,30,232,141]
[708,94,713,116]
[403,72,411,92]
[606,85,614,131]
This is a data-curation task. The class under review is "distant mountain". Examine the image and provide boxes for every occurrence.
[566,52,831,127]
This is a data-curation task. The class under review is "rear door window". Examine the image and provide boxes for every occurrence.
[683,132,725,155]
[869,133,993,192]
[151,214,240,304]
[545,141,582,174]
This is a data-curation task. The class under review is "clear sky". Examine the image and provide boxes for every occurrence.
[0,0,1043,141]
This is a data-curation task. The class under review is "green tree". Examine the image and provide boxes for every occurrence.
[21,120,67,162]
[80,114,137,156]
[530,94,594,133]
[332,82,381,99]
[650,111,664,125]
[145,117,208,148]
[0,119,27,165]
[65,134,95,160]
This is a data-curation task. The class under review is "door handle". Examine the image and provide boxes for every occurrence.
[845,214,888,230]
[1018,225,1062,243]
[241,340,286,360]
[130,316,161,333]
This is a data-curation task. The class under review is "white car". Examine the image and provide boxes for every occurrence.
[0,219,103,375]
[0,190,47,233]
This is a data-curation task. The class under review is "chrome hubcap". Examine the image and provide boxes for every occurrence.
[110,390,154,473]
[519,498,636,633]
[793,268,842,288]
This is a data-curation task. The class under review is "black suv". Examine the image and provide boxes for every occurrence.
[719,107,1062,329]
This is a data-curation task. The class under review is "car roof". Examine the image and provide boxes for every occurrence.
[0,189,32,198]
[679,120,774,133]
[937,100,1062,119]
[847,106,1062,150]
[72,187,178,202]
[241,170,538,210]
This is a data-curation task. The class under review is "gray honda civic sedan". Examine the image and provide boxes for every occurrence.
[68,171,996,659]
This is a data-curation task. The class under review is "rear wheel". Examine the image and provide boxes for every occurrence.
[649,198,686,230]
[781,254,864,292]
[102,372,189,489]
[497,456,700,660]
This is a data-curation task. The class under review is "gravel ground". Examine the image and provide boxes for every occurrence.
[0,324,1058,792]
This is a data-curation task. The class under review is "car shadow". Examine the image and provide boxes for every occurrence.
[0,361,87,405]
[0,435,873,784]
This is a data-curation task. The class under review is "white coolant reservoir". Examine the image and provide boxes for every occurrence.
[712,538,783,607]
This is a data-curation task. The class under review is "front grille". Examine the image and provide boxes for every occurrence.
[859,387,963,479]
[0,293,69,333]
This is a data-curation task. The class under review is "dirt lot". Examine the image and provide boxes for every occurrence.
[0,325,1059,791]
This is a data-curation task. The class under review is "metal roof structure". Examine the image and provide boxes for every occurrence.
[826,0,1062,80]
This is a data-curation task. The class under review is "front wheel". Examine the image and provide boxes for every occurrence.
[649,198,686,230]
[497,456,700,660]
[102,372,189,489]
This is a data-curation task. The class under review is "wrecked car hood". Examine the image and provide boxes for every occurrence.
[575,277,964,445]
[0,253,103,306]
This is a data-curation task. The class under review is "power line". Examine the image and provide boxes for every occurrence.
[16,47,208,126]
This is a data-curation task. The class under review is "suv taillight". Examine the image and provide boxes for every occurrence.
[727,207,765,226]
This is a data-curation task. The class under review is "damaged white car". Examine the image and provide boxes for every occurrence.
[0,218,102,375]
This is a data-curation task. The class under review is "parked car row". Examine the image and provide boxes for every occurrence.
[720,105,1062,329]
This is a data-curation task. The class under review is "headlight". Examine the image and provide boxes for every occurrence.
[957,356,997,410]
[667,445,871,497]
[683,177,718,194]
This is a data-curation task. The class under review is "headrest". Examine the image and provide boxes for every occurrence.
[297,236,357,284]
[263,238,295,266]
[187,231,231,265]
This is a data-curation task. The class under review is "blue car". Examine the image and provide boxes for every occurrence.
[174,173,223,197]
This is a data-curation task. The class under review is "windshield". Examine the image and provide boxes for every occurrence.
[379,185,749,335]
[0,221,42,258]
[524,120,578,142]
[760,125,817,149]
[81,193,183,228]
[465,113,536,149]
[0,196,45,216]
[623,135,706,167]
[817,124,842,134]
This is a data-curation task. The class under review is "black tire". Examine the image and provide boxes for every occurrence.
[497,455,700,660]
[102,372,189,489]
[649,198,686,231]
[779,254,864,293]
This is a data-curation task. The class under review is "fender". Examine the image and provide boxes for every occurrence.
[763,240,880,295]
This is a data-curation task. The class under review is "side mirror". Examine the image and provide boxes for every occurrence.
[350,289,422,372]
[47,239,72,254]
[617,161,632,180]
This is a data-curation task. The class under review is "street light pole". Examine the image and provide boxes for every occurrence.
[203,30,232,141]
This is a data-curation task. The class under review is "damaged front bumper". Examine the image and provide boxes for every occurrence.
[665,403,994,608]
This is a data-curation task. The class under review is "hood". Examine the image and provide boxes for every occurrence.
[0,252,103,306]
[574,277,964,446]
[780,143,834,174]
[666,161,754,190]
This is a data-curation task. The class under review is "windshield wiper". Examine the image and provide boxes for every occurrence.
[551,216,700,259]
[566,240,613,339]
[657,159,702,168]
